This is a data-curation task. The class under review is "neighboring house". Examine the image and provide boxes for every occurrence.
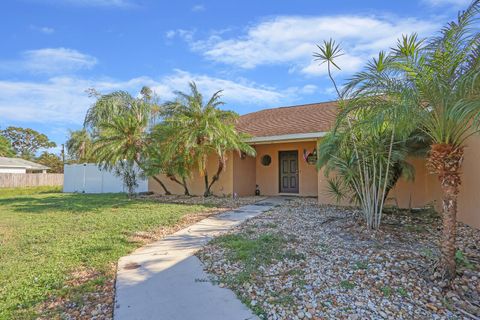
[149,101,480,228]
[0,157,49,173]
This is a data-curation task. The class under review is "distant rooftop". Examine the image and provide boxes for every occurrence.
[236,101,338,138]
[0,157,50,170]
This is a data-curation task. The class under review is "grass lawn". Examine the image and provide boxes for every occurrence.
[0,186,209,319]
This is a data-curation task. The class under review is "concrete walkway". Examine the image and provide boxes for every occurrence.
[114,198,284,320]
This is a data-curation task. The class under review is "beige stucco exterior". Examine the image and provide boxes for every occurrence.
[253,141,318,196]
[149,136,479,229]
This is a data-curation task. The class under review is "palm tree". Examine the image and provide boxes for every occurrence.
[146,122,194,195]
[345,1,480,280]
[162,82,255,196]
[404,3,479,280]
[87,90,172,195]
[65,129,93,163]
[0,136,14,157]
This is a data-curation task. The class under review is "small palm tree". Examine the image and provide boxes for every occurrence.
[344,1,480,280]
[65,129,93,163]
[146,123,194,195]
[162,82,255,196]
[399,3,480,280]
[88,90,172,195]
[0,136,14,157]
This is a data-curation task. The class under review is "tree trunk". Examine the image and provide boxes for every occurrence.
[134,158,171,195]
[205,158,225,197]
[427,143,464,281]
[204,174,210,197]
[182,177,190,196]
[152,175,172,195]
[168,174,190,196]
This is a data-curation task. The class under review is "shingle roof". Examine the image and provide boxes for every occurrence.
[0,157,50,170]
[236,101,338,137]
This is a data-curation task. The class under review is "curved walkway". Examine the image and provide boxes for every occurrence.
[114,198,285,320]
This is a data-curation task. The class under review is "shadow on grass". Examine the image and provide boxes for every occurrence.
[0,193,139,214]
[0,193,209,214]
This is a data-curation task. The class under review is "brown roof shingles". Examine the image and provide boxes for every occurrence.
[235,101,338,137]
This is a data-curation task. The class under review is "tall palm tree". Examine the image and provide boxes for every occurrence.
[88,90,172,195]
[345,1,480,280]
[162,82,255,196]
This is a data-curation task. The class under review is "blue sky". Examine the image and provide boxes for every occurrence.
[0,0,469,153]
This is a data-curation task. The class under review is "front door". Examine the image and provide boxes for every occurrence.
[279,151,299,193]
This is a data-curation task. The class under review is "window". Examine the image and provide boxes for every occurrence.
[261,155,272,166]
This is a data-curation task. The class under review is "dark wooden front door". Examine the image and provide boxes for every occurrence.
[279,151,299,193]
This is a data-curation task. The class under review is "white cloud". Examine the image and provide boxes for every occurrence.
[422,0,471,7]
[0,70,314,124]
[40,26,55,34]
[30,25,55,34]
[188,15,440,76]
[1,48,97,75]
[191,4,205,12]
[165,29,195,42]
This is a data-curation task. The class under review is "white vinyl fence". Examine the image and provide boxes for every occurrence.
[63,164,148,194]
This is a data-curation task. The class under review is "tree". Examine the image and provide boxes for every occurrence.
[1,126,56,159]
[161,82,255,196]
[146,123,194,195]
[36,152,64,173]
[113,160,142,199]
[314,40,415,229]
[341,1,480,280]
[88,89,171,195]
[65,129,94,163]
[0,136,14,157]
[397,4,479,281]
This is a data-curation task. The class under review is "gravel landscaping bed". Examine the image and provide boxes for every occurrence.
[197,198,480,320]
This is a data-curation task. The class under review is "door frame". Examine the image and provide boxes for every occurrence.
[278,150,299,194]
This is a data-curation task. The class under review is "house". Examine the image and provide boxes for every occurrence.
[149,101,480,228]
[0,157,50,173]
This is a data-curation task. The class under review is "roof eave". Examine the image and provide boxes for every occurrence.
[246,132,327,145]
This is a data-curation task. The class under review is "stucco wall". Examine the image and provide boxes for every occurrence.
[232,152,256,196]
[149,152,234,196]
[255,141,318,196]
[458,134,480,228]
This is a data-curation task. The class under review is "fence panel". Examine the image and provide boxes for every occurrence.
[0,173,64,188]
[63,164,147,193]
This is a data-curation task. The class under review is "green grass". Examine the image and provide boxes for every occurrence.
[0,187,208,319]
[213,233,284,265]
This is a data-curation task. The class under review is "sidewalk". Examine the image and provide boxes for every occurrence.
[114,198,284,320]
